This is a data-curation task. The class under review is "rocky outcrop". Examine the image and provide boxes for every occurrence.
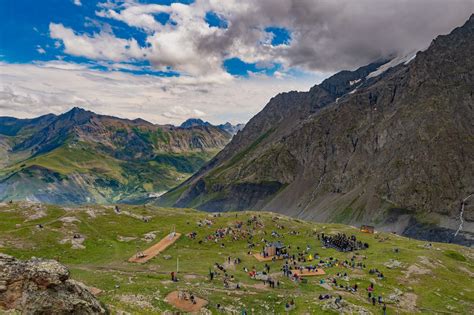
[0,253,107,314]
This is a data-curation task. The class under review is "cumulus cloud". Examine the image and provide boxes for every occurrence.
[96,3,172,33]
[89,0,474,74]
[49,23,148,62]
[73,0,82,6]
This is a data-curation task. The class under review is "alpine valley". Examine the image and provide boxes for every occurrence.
[0,108,240,204]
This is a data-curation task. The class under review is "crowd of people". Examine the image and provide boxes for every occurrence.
[320,232,369,252]
[181,213,392,313]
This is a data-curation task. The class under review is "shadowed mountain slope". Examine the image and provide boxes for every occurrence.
[160,15,474,245]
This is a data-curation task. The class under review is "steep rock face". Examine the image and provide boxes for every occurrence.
[0,254,107,314]
[161,15,474,245]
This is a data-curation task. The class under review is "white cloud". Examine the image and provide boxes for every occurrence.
[67,1,286,78]
[0,62,321,124]
[33,60,90,70]
[49,23,148,62]
[48,0,474,80]
[92,0,474,74]
[73,0,82,6]
[163,106,206,120]
[96,3,172,32]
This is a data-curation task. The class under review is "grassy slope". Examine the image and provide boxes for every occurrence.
[0,143,220,203]
[1,144,124,179]
[158,129,276,208]
[0,202,472,314]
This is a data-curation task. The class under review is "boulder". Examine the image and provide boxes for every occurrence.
[0,253,107,314]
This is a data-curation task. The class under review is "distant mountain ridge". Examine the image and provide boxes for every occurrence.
[160,15,474,246]
[180,118,245,135]
[0,108,232,204]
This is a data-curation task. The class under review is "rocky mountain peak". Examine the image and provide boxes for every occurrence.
[317,59,389,98]
[180,118,211,128]
[180,118,245,136]
[60,106,95,123]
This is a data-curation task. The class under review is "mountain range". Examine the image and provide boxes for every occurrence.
[1,16,473,246]
[159,15,474,245]
[0,108,233,204]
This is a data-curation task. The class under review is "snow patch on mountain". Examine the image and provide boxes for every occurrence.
[367,51,418,79]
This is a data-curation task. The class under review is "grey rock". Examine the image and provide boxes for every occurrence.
[0,253,107,314]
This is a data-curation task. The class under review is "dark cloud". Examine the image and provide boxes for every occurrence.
[204,0,474,71]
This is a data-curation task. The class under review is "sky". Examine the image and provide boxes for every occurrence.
[1,0,473,125]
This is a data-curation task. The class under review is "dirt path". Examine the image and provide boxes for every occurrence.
[129,232,181,263]
[5,211,70,233]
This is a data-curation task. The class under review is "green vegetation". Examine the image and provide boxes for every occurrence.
[161,128,279,209]
[1,202,472,314]
[132,127,170,146]
[444,250,467,262]
[153,151,217,174]
[224,128,274,169]
[0,109,231,204]
[158,184,190,207]
[208,128,275,180]
[1,143,124,179]
[0,141,221,204]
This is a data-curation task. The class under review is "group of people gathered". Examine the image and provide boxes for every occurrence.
[177,291,197,305]
[320,232,369,252]
[184,214,391,313]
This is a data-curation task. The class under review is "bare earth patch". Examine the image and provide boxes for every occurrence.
[117,235,137,242]
[60,216,81,224]
[23,204,47,222]
[59,235,86,249]
[165,291,208,313]
[399,292,418,312]
[458,266,474,278]
[404,264,431,278]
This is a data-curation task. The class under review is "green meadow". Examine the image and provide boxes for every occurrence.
[0,202,472,314]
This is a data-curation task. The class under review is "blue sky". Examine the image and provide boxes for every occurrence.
[1,0,472,124]
[0,0,292,78]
